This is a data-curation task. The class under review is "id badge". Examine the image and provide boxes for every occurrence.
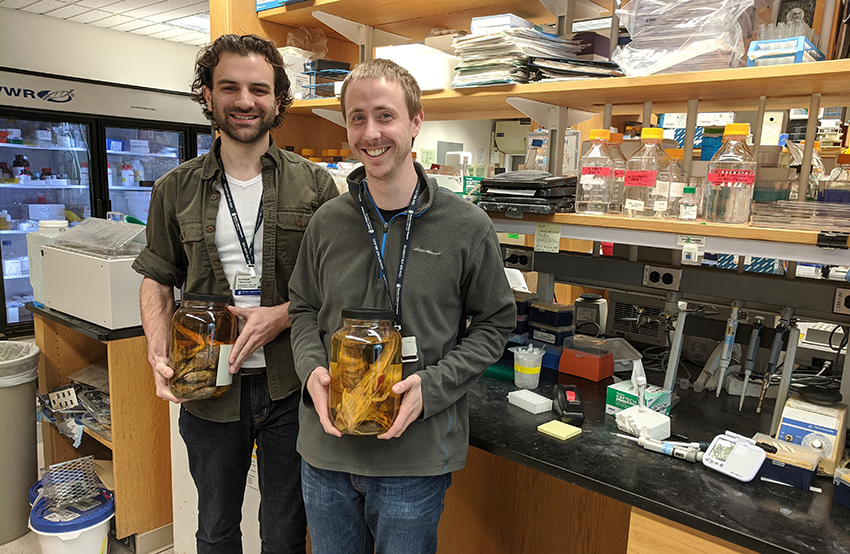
[401,336,419,363]
[233,273,261,296]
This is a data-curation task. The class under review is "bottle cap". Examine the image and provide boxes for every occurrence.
[301,148,315,156]
[838,152,850,165]
[665,148,684,159]
[723,123,749,136]
[609,133,623,144]
[589,129,610,141]
[641,127,663,140]
[683,186,696,194]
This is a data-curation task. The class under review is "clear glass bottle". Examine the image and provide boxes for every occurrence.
[665,149,688,218]
[576,129,613,215]
[678,186,698,220]
[623,127,671,218]
[169,293,238,400]
[329,308,403,435]
[608,133,627,214]
[819,149,850,204]
[704,123,756,224]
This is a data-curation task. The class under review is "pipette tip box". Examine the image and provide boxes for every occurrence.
[507,389,553,414]
[834,469,850,509]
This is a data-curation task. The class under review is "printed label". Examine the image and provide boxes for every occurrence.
[707,169,755,186]
[624,170,657,187]
[615,169,625,179]
[677,235,706,246]
[532,329,556,344]
[669,181,686,198]
[581,166,612,177]
[679,204,698,220]
[624,199,645,211]
[217,344,234,386]
[35,130,52,141]
[653,200,668,212]
[576,307,597,321]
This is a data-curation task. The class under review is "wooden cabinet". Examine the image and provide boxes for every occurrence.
[33,309,171,543]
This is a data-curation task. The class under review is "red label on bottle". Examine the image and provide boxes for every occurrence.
[624,170,657,187]
[707,169,755,186]
[581,166,612,177]
[615,170,625,179]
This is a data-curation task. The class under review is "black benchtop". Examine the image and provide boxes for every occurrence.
[26,303,144,342]
[468,370,850,554]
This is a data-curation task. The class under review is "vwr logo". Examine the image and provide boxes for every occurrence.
[1,86,75,103]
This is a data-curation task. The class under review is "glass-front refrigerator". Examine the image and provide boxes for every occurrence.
[197,131,213,157]
[105,124,184,224]
[0,114,93,330]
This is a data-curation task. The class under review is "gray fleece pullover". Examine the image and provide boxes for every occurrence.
[289,162,516,476]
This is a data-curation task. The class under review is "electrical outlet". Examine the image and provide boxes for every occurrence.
[642,265,682,291]
[504,247,532,271]
[835,288,850,315]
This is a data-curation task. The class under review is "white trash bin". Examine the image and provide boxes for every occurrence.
[0,341,40,545]
[29,489,114,554]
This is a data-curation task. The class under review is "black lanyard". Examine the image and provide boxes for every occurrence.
[357,181,420,326]
[218,161,263,269]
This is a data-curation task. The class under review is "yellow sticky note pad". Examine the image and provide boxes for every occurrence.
[538,420,582,441]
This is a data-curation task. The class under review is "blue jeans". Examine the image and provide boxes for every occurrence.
[179,374,306,554]
[301,462,451,554]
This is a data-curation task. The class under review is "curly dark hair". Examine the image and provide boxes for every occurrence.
[190,34,292,129]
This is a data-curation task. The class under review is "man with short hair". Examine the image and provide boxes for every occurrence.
[133,34,338,554]
[288,58,516,554]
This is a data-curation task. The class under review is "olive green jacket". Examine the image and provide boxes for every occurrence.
[132,138,338,422]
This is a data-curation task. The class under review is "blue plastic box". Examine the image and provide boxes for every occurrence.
[529,322,575,347]
[747,36,824,67]
[529,302,574,327]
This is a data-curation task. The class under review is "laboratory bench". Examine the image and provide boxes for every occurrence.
[440,370,850,554]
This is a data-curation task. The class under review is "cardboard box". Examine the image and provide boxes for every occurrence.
[605,380,671,415]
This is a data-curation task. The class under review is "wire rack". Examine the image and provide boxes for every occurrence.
[41,455,101,508]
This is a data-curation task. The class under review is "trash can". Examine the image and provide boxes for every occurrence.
[0,341,40,545]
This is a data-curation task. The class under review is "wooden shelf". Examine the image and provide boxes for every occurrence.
[259,0,610,41]
[83,426,113,449]
[491,212,850,266]
[288,59,850,120]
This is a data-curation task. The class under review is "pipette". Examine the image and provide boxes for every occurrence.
[615,433,704,463]
[716,305,740,397]
[739,316,764,411]
[757,321,788,413]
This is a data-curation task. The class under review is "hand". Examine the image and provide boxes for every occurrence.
[306,367,342,437]
[378,374,423,440]
[227,302,291,372]
[150,355,186,404]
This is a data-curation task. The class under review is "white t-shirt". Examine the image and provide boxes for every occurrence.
[215,173,264,369]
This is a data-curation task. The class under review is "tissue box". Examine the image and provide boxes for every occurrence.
[374,44,459,91]
[605,380,671,415]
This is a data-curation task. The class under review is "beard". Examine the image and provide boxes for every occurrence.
[210,96,276,145]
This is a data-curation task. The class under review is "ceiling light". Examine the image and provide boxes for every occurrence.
[170,13,210,34]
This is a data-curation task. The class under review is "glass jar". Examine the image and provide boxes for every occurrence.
[576,129,613,215]
[623,127,672,219]
[329,308,403,435]
[169,293,237,401]
[704,123,756,224]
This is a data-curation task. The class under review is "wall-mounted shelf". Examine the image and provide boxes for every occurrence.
[490,213,850,266]
[258,0,609,41]
[287,59,850,121]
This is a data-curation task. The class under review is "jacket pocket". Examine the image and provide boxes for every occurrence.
[180,222,212,280]
[275,211,313,266]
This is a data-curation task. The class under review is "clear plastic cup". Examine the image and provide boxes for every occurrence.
[510,346,545,389]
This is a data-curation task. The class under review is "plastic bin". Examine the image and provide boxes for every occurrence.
[29,489,114,554]
[0,341,40,545]
[529,302,574,327]
[529,322,575,347]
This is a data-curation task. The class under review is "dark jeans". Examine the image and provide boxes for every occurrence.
[301,462,451,554]
[179,374,306,554]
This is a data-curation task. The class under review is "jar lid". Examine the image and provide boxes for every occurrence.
[183,292,231,304]
[578,293,603,301]
[342,307,395,320]
[640,127,663,140]
[589,129,610,141]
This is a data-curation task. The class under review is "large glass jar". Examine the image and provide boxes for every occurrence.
[169,293,237,401]
[329,308,403,435]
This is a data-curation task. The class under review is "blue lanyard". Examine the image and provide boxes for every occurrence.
[357,181,420,326]
[218,162,263,268]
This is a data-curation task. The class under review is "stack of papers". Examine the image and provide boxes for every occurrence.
[528,57,624,81]
[451,28,581,88]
